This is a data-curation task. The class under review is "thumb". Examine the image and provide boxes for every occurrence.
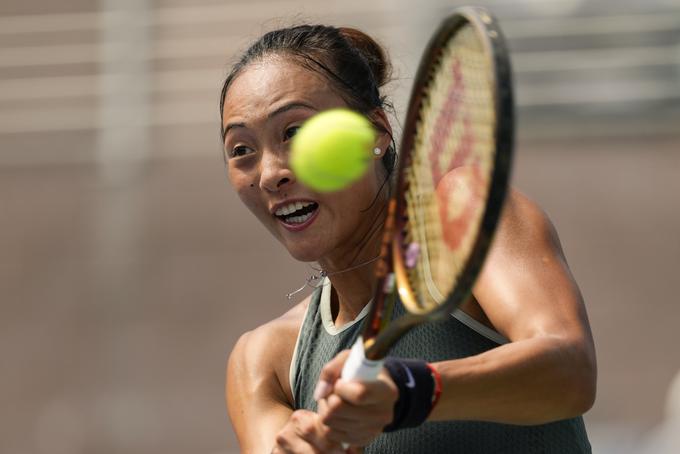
[314,349,351,401]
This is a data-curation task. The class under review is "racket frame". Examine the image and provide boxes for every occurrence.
[361,6,515,361]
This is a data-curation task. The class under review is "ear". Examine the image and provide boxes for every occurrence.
[368,108,393,159]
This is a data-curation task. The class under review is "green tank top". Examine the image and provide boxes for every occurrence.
[291,281,591,453]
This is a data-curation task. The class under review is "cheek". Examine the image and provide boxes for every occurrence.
[345,166,384,207]
[235,184,262,218]
[321,185,371,225]
[227,161,255,188]
[228,169,258,207]
[234,184,279,236]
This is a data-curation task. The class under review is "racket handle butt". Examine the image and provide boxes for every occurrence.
[341,336,384,381]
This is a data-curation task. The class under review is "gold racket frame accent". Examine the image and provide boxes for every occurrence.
[392,238,419,312]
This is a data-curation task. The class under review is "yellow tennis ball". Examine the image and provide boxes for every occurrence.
[291,108,376,192]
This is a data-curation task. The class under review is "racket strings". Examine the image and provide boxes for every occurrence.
[400,23,495,314]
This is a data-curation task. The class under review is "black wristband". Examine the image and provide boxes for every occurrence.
[382,357,436,432]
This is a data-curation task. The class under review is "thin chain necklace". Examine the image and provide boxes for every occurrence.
[285,255,380,300]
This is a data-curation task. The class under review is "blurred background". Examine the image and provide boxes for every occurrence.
[1,0,679,453]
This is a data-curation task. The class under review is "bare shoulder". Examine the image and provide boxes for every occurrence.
[227,295,312,408]
[226,296,313,450]
[463,188,564,328]
[494,188,565,256]
[481,187,573,293]
[474,187,590,340]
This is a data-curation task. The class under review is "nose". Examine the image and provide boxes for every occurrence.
[259,149,295,193]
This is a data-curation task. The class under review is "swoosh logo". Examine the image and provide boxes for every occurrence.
[401,363,416,388]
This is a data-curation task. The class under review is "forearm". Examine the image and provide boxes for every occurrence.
[428,335,596,425]
[229,399,293,452]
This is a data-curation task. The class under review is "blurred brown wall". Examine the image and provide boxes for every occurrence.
[1,1,679,453]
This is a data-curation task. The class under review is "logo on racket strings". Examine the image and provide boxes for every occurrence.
[427,58,482,251]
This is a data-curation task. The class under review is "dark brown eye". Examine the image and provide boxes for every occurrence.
[231,145,253,157]
[283,126,300,141]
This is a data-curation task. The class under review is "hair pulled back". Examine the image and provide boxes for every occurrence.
[219,24,396,173]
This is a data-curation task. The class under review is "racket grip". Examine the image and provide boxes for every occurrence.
[341,336,384,381]
[340,337,383,450]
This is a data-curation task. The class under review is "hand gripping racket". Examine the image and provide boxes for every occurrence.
[341,6,514,384]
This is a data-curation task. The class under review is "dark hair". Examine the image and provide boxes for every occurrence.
[219,24,396,174]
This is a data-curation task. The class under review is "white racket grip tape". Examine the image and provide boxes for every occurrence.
[340,337,384,450]
[341,336,384,381]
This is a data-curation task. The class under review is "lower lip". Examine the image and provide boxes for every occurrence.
[277,208,320,232]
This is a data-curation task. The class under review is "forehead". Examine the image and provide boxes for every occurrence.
[222,56,345,122]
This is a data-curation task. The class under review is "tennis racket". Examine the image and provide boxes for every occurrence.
[341,6,514,381]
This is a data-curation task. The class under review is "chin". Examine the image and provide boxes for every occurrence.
[275,228,328,263]
[285,246,321,263]
[277,235,325,262]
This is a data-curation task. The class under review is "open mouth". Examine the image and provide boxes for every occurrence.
[274,201,319,225]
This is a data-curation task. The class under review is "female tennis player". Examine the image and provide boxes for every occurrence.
[222,25,596,453]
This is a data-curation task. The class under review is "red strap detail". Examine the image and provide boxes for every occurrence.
[426,363,442,415]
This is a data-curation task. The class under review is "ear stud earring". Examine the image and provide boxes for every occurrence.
[373,147,382,156]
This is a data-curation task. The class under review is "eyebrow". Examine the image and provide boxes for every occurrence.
[222,102,316,142]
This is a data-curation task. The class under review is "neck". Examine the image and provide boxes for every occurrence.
[326,263,376,325]
[308,185,390,325]
[318,231,384,326]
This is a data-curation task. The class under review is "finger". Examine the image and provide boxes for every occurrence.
[289,410,345,454]
[333,377,397,406]
[275,430,318,454]
[320,394,389,424]
[316,400,370,446]
[318,394,358,421]
[315,350,351,400]
[319,398,391,445]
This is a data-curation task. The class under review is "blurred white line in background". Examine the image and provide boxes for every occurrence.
[0,70,220,101]
[0,1,678,142]
[0,3,677,38]
[3,84,680,136]
[519,79,680,106]
[506,14,680,38]
[0,44,99,67]
[0,1,400,35]
[0,11,99,34]
[0,40,240,68]
[514,45,680,72]
[0,106,98,133]
[0,43,677,104]
[0,101,214,135]
[96,0,152,171]
[93,3,152,396]
[0,40,677,71]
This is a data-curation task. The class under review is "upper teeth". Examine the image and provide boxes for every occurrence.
[275,201,314,216]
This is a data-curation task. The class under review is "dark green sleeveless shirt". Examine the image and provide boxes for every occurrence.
[291,282,591,453]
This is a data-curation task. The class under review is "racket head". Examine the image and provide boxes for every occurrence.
[363,6,514,359]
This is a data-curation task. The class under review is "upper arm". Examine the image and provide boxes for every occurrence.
[226,328,294,453]
[474,190,595,357]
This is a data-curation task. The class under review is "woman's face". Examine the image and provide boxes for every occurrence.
[222,56,391,264]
